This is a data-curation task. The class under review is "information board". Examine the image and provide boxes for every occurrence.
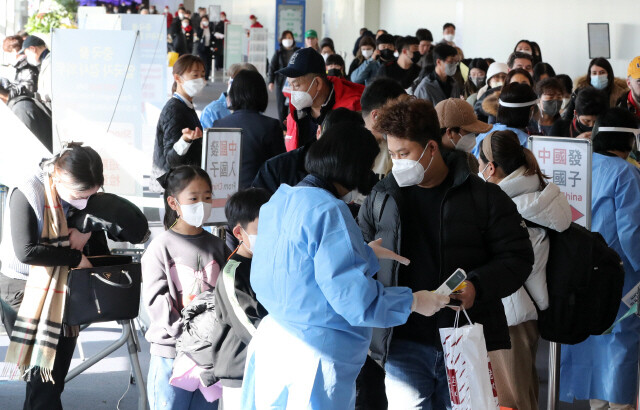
[201,128,242,224]
[224,24,244,73]
[248,28,268,77]
[529,136,592,228]
[588,23,610,59]
[276,0,305,50]
[51,29,141,196]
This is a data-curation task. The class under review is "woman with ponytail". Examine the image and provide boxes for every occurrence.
[477,130,571,410]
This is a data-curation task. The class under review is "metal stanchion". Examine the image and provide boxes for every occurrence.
[547,342,561,410]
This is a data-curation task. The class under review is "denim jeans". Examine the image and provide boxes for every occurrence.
[384,339,452,410]
[147,355,218,410]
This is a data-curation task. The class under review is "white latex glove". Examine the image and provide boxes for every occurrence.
[411,290,450,317]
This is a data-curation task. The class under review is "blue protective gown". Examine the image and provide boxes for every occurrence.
[472,123,530,157]
[560,153,640,405]
[241,181,413,410]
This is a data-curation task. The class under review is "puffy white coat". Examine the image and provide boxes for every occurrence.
[498,167,572,326]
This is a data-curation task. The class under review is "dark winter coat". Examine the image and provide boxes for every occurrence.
[358,149,534,365]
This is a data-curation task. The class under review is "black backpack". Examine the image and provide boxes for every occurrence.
[525,220,625,344]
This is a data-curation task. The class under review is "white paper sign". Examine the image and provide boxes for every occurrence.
[529,137,592,229]
[622,282,640,308]
[202,128,243,224]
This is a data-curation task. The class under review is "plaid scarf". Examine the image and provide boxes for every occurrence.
[4,175,74,382]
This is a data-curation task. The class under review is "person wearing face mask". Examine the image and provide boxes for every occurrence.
[561,108,640,410]
[350,33,396,86]
[151,55,206,193]
[320,37,335,63]
[212,11,229,71]
[440,22,456,46]
[531,78,564,135]
[143,165,231,410]
[201,63,258,129]
[477,68,534,126]
[615,56,640,121]
[414,43,463,105]
[436,98,491,173]
[347,35,376,80]
[17,35,51,105]
[562,57,629,121]
[209,188,271,408]
[196,15,214,79]
[376,36,421,90]
[278,47,365,151]
[512,39,542,66]
[473,82,538,156]
[1,143,104,409]
[170,6,187,37]
[477,130,571,410]
[212,69,286,189]
[163,6,173,28]
[326,54,346,79]
[463,58,489,99]
[1,35,39,100]
[241,121,449,409]
[268,30,300,124]
[472,62,508,121]
[358,96,533,409]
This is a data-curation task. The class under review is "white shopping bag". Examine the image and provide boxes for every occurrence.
[439,309,499,410]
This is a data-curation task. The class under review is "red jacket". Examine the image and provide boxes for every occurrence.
[285,76,365,151]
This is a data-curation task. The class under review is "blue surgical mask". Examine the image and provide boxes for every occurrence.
[590,74,608,90]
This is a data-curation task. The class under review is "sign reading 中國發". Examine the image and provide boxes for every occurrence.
[202,128,243,224]
[529,136,592,229]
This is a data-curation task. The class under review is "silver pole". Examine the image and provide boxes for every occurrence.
[547,342,561,410]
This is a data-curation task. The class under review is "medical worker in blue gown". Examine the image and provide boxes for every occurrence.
[561,108,640,410]
[241,122,450,410]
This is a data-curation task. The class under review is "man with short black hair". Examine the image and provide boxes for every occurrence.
[416,28,433,56]
[414,43,462,105]
[376,36,421,89]
[279,48,365,151]
[360,78,406,179]
[507,52,534,78]
[441,22,456,45]
[551,87,608,138]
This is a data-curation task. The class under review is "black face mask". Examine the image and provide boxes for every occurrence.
[411,51,421,64]
[380,49,395,61]
[574,115,593,133]
[327,69,343,78]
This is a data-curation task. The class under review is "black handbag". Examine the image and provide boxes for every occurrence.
[64,255,142,326]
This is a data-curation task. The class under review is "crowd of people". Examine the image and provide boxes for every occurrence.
[1,11,640,410]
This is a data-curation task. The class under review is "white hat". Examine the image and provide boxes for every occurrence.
[486,62,508,81]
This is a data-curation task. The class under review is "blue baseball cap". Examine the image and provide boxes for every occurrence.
[276,47,325,78]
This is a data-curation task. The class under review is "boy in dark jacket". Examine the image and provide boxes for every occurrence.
[211,188,270,407]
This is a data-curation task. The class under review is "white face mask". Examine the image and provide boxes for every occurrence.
[177,200,212,228]
[491,81,504,88]
[393,51,400,58]
[25,50,40,66]
[282,38,294,48]
[182,21,189,28]
[444,33,455,42]
[55,181,91,210]
[241,228,257,254]
[478,163,490,182]
[361,49,373,59]
[451,132,477,153]
[182,77,205,97]
[444,62,457,77]
[291,77,318,110]
[322,53,330,62]
[341,190,358,204]
[178,12,185,19]
[517,49,532,55]
[202,21,209,27]
[391,144,434,187]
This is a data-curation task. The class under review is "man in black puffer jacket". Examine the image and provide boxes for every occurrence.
[357,97,533,409]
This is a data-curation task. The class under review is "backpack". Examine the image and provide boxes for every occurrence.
[525,220,625,344]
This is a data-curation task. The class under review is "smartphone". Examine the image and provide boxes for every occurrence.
[434,268,467,296]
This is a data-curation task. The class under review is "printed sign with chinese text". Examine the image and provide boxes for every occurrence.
[529,136,592,229]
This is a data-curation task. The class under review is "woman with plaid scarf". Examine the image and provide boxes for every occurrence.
[1,142,104,409]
